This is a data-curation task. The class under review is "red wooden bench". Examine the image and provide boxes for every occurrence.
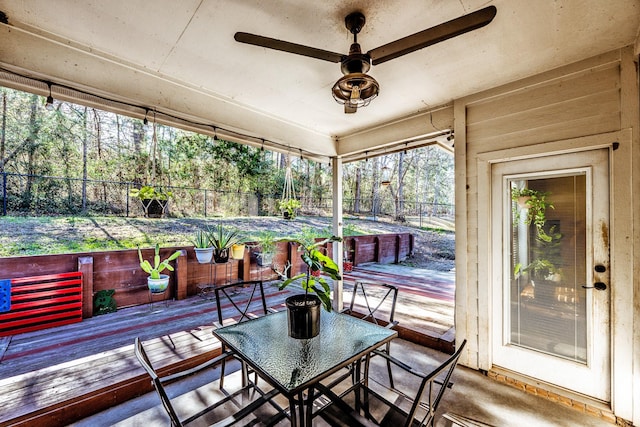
[0,272,83,336]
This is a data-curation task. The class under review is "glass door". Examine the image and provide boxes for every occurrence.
[491,149,610,401]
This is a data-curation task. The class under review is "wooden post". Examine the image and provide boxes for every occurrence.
[78,256,94,318]
[240,248,250,280]
[175,250,188,300]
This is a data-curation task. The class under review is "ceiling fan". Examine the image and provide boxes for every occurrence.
[235,6,497,113]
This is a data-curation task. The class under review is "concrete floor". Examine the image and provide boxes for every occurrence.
[70,340,613,427]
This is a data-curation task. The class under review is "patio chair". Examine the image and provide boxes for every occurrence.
[134,337,286,427]
[343,281,399,388]
[315,339,467,427]
[213,280,276,389]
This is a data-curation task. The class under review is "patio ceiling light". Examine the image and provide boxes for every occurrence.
[332,72,379,114]
[45,82,54,111]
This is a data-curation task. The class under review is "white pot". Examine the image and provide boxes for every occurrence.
[257,252,274,266]
[148,274,170,293]
[194,247,214,264]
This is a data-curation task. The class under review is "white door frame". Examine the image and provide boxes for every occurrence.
[474,130,633,416]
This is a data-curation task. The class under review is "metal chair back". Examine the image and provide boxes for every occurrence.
[214,280,270,326]
[346,281,399,326]
[316,339,468,427]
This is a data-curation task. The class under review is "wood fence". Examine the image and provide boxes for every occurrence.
[0,233,413,328]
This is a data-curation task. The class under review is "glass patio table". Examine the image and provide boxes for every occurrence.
[212,309,398,427]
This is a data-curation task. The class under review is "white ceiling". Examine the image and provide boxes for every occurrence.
[0,0,638,159]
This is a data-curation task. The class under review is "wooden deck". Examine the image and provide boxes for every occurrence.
[0,264,454,427]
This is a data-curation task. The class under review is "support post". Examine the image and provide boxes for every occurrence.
[331,156,344,311]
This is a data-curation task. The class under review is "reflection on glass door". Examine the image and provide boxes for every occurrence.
[509,175,586,362]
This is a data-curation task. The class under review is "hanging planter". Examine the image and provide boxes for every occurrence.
[279,154,301,219]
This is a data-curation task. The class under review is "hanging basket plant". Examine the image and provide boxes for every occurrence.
[511,187,554,242]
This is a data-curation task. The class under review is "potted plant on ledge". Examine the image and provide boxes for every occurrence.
[137,244,181,293]
[252,230,278,266]
[209,223,242,263]
[191,229,213,264]
[276,235,342,339]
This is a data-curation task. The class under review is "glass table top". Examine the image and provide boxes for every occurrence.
[212,310,397,394]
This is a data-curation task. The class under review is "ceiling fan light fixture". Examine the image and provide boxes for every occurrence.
[332,72,379,113]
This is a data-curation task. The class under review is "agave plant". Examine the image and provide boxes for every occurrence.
[137,244,181,279]
[208,223,242,250]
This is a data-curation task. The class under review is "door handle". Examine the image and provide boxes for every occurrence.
[582,282,607,291]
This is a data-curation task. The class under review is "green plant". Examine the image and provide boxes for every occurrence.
[137,243,181,279]
[514,225,563,281]
[252,230,278,255]
[208,223,242,250]
[191,229,211,249]
[277,235,342,312]
[129,185,173,201]
[278,198,301,218]
[511,187,554,242]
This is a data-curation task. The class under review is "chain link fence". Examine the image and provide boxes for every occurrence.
[1,173,454,228]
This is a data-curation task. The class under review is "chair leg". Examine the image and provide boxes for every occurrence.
[220,358,226,389]
[386,343,395,389]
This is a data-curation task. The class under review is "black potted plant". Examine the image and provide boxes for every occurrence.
[208,223,242,263]
[129,185,173,218]
[276,235,342,339]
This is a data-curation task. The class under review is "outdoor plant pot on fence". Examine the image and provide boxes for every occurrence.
[137,244,181,293]
[191,229,214,264]
[275,235,342,339]
[209,223,243,264]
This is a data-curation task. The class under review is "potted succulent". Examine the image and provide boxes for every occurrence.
[209,223,242,263]
[276,235,342,339]
[137,244,181,293]
[278,198,301,220]
[252,230,278,266]
[129,185,173,218]
[191,229,213,264]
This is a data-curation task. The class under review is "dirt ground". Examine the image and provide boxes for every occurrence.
[0,216,455,271]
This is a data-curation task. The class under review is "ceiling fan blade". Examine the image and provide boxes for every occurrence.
[234,32,343,63]
[368,5,497,65]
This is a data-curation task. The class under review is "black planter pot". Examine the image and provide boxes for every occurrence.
[213,248,229,263]
[286,294,321,339]
[142,199,167,218]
